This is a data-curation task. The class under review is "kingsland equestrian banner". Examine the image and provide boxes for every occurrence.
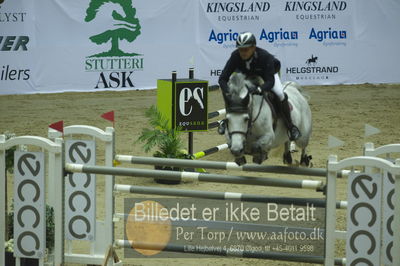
[1,0,400,94]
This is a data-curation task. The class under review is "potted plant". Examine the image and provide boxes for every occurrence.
[3,132,55,266]
[136,105,192,184]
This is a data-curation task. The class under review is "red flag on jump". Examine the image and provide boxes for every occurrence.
[101,111,114,122]
[101,111,115,127]
[49,120,64,133]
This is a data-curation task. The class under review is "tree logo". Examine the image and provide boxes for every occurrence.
[85,0,141,58]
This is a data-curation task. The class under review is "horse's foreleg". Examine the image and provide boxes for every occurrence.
[251,134,272,164]
[283,141,293,165]
[252,151,268,164]
[235,156,247,166]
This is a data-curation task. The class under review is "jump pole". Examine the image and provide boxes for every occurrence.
[208,120,222,129]
[193,143,229,159]
[65,163,323,190]
[208,108,226,119]
[114,184,347,209]
[114,155,352,178]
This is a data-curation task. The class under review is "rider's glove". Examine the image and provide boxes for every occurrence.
[246,83,261,94]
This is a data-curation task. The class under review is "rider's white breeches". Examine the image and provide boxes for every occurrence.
[271,73,285,101]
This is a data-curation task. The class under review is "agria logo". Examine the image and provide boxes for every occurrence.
[84,0,144,89]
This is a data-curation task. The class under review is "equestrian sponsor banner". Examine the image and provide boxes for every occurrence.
[0,0,400,94]
[196,0,354,85]
[0,0,34,95]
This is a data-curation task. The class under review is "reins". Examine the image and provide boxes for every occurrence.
[249,93,264,127]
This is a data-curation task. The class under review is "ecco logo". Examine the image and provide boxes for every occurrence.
[14,152,45,258]
[347,174,380,265]
[179,87,205,116]
[66,140,95,241]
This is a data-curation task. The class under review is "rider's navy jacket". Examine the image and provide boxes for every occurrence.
[218,47,280,93]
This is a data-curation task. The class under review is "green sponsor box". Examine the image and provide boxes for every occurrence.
[157,78,208,132]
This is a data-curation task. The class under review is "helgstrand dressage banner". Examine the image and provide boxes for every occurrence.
[1,0,400,94]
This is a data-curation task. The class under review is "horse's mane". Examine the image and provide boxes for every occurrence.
[229,73,311,103]
[227,72,248,98]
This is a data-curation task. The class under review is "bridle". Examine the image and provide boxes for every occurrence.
[225,92,265,138]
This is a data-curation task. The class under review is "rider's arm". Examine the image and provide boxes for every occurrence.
[218,53,237,93]
[259,55,279,92]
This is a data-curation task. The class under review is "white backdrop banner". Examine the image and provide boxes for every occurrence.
[1,0,400,94]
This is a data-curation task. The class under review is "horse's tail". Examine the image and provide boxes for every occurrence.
[284,81,311,102]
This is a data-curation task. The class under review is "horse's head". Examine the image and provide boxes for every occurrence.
[224,73,252,163]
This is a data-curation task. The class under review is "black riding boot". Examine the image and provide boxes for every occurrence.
[280,93,301,141]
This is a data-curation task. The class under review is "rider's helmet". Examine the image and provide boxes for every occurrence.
[236,32,256,48]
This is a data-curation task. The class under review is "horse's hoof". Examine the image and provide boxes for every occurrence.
[253,153,267,164]
[235,156,247,165]
[300,155,312,167]
[283,152,293,165]
[253,156,262,164]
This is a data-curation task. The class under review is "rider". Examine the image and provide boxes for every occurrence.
[218,31,301,141]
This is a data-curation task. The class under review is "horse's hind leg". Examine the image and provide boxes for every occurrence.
[300,148,312,167]
[283,141,293,165]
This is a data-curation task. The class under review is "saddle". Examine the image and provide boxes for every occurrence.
[264,91,279,118]
[245,74,280,126]
[251,90,279,130]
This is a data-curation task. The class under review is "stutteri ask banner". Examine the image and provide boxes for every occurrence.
[1,0,400,95]
[31,0,196,94]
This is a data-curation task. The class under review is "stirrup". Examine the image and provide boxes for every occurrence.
[288,125,301,141]
[218,120,226,135]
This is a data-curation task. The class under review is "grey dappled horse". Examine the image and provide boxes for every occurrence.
[223,72,312,166]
